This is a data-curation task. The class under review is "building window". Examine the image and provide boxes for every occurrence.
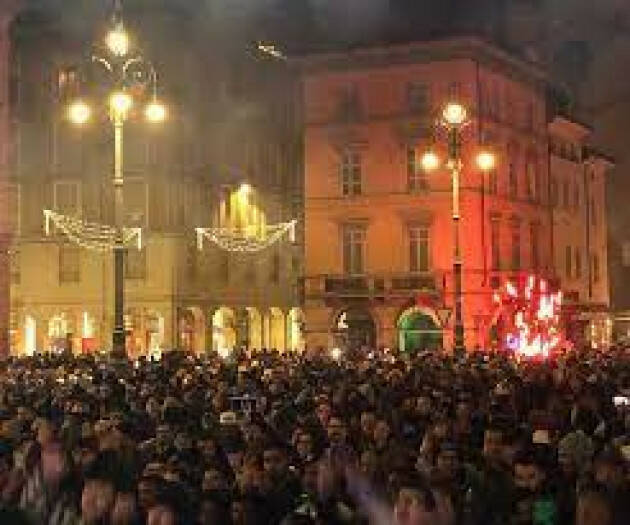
[337,85,362,121]
[525,156,537,201]
[488,168,498,195]
[551,178,558,207]
[592,253,600,283]
[219,252,229,283]
[490,218,500,270]
[406,83,429,114]
[53,180,81,216]
[530,223,540,270]
[574,181,581,209]
[508,146,518,198]
[271,253,280,284]
[124,178,149,227]
[341,149,362,196]
[575,248,582,279]
[55,67,79,100]
[407,146,427,192]
[59,243,80,283]
[343,224,366,275]
[125,248,147,280]
[220,186,232,227]
[565,246,572,279]
[10,248,20,285]
[511,221,521,271]
[409,225,430,273]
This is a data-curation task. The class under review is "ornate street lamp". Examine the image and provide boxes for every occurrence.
[49,1,166,357]
[421,101,496,356]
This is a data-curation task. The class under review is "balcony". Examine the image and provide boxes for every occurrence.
[305,272,438,300]
[391,274,435,291]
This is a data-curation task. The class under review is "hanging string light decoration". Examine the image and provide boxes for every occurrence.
[195,220,297,254]
[43,210,142,252]
[492,274,564,360]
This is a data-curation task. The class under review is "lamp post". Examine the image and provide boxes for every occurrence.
[68,6,166,357]
[421,102,495,357]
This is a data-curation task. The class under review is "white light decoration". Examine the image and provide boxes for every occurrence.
[43,210,142,252]
[195,219,297,253]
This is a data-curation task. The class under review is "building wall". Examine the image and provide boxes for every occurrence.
[548,117,613,348]
[302,38,554,351]
[0,3,20,356]
[8,7,304,356]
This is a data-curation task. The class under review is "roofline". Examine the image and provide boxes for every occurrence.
[548,115,592,140]
[291,35,548,87]
[585,148,615,168]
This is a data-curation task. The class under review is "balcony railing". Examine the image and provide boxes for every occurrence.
[306,272,438,299]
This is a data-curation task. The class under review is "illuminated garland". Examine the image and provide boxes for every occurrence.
[43,210,142,252]
[493,274,564,359]
[195,220,297,253]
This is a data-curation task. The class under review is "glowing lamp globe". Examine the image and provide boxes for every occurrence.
[331,348,342,361]
[68,100,91,125]
[109,91,133,116]
[145,101,167,123]
[421,150,440,172]
[442,102,468,127]
[106,27,129,57]
[239,183,252,195]
[476,151,496,172]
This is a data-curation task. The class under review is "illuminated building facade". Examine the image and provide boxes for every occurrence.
[6,8,303,356]
[548,116,613,348]
[301,37,610,352]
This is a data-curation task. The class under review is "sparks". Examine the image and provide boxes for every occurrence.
[494,274,565,360]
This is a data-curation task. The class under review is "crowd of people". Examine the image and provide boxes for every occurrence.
[0,346,629,524]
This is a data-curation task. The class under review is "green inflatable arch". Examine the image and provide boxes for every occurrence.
[397,308,443,353]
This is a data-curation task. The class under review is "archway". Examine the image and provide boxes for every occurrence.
[212,307,236,353]
[47,313,74,354]
[178,307,205,354]
[269,308,285,351]
[397,307,443,353]
[287,307,305,351]
[24,315,36,357]
[247,308,262,350]
[333,308,376,350]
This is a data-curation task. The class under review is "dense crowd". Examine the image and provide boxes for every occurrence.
[0,346,629,524]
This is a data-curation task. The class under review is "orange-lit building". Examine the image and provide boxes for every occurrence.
[300,37,607,352]
[548,116,613,349]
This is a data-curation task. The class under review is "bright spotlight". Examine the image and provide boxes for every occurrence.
[145,101,166,123]
[109,91,133,116]
[421,150,440,172]
[442,102,468,127]
[476,151,496,172]
[68,100,91,125]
